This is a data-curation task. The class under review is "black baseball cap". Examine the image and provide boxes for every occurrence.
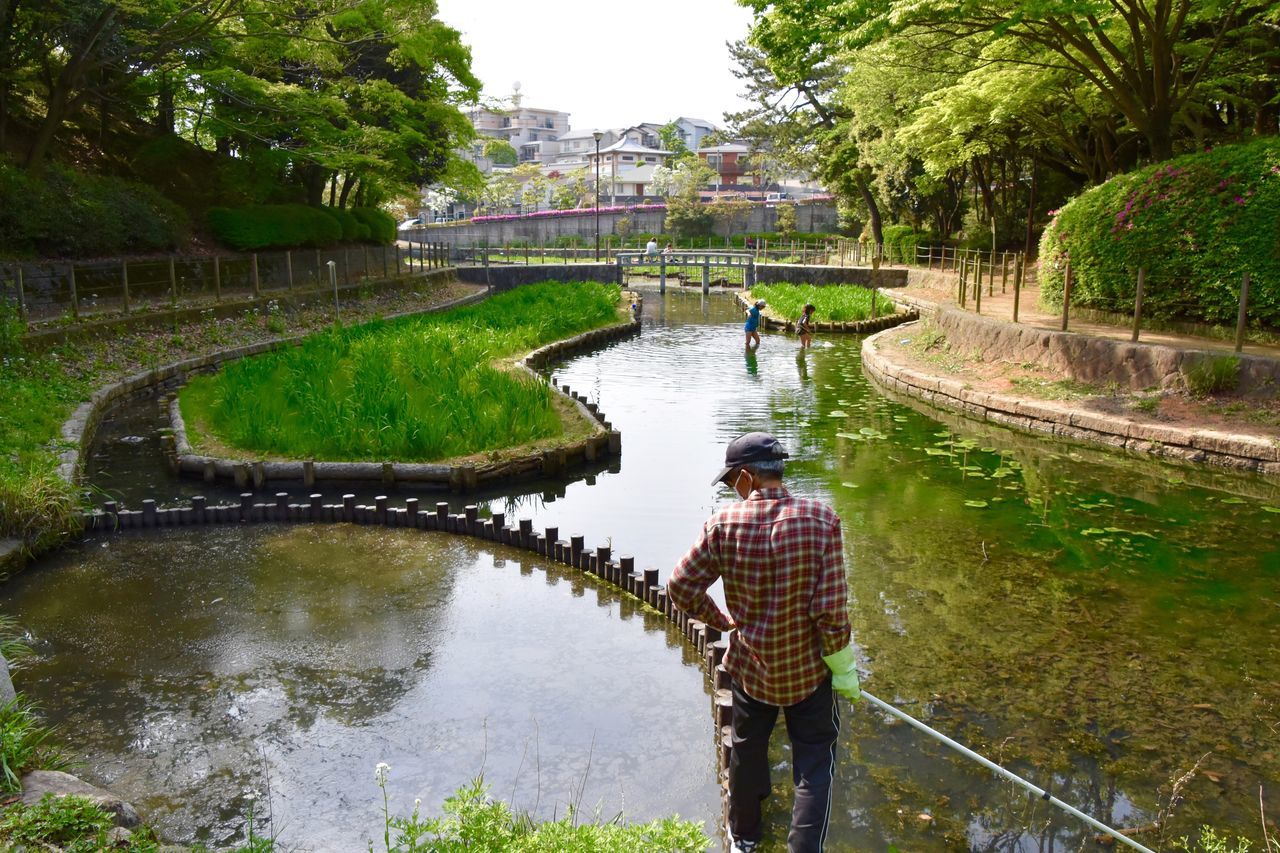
[711,431,790,485]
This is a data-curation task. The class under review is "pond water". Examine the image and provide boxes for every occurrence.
[10,288,1280,851]
[3,525,719,849]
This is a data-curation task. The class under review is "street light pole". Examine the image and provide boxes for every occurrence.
[593,131,603,261]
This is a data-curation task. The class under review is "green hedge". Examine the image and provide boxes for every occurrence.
[322,207,366,242]
[349,207,396,243]
[0,162,188,258]
[207,204,342,251]
[1039,137,1280,327]
[878,224,930,264]
[208,205,397,251]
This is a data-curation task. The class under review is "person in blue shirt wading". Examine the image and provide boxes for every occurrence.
[745,299,765,349]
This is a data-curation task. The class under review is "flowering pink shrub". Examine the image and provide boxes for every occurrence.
[1039,137,1280,327]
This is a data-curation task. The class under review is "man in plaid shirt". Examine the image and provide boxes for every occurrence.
[668,432,860,853]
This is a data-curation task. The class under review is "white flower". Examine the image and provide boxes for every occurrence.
[374,762,390,784]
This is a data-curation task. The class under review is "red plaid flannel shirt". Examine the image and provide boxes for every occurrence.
[667,486,851,706]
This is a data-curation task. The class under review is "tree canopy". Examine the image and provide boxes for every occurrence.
[0,0,482,219]
[732,0,1279,247]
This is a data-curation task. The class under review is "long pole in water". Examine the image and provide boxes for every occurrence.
[859,691,1157,853]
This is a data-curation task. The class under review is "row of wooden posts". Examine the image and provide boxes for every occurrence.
[5,242,450,324]
[938,247,1256,352]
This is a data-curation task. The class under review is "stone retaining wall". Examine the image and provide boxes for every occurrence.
[403,202,838,246]
[737,291,920,335]
[755,264,908,288]
[862,326,1280,474]
[454,263,618,291]
[931,306,1280,394]
[167,315,640,490]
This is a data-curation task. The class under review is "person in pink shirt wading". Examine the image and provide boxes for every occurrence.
[667,432,861,853]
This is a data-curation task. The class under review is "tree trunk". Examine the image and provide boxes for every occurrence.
[337,173,356,209]
[155,70,175,135]
[854,171,882,245]
[25,6,118,175]
[1023,159,1038,257]
[303,166,326,207]
[328,173,338,207]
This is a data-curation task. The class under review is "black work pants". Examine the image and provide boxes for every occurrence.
[728,676,840,852]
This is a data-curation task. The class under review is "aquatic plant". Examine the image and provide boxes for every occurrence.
[751,283,896,323]
[0,697,71,792]
[181,282,622,462]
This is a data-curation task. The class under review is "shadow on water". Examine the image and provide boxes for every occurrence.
[11,288,1280,850]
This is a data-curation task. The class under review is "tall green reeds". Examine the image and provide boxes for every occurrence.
[752,283,896,323]
[182,282,621,462]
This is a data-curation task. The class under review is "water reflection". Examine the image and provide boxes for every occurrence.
[3,526,719,849]
[31,288,1280,851]
[542,291,1280,851]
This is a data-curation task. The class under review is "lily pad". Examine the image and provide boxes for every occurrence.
[1263,506,1280,514]
[963,500,989,508]
[829,410,848,418]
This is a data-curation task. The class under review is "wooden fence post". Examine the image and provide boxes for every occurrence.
[1012,253,1023,324]
[122,261,131,314]
[1001,253,1009,294]
[213,256,221,302]
[975,263,982,314]
[286,250,293,290]
[1060,258,1072,332]
[1234,271,1251,353]
[68,264,79,320]
[15,267,25,323]
[959,257,967,307]
[169,256,178,312]
[251,253,260,298]
[1131,267,1145,343]
[394,244,401,275]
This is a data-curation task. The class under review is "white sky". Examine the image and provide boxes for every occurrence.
[434,0,757,132]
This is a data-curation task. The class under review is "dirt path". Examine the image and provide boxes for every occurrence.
[895,267,1280,359]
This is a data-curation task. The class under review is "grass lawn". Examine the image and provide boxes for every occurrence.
[180,281,622,463]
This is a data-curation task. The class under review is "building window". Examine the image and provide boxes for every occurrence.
[644,156,656,162]
[622,155,634,161]
[706,154,722,170]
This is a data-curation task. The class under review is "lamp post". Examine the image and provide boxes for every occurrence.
[593,130,603,260]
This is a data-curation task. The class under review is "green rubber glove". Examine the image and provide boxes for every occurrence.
[822,645,861,701]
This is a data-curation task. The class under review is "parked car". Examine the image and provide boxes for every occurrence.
[764,192,790,204]
[398,217,422,228]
